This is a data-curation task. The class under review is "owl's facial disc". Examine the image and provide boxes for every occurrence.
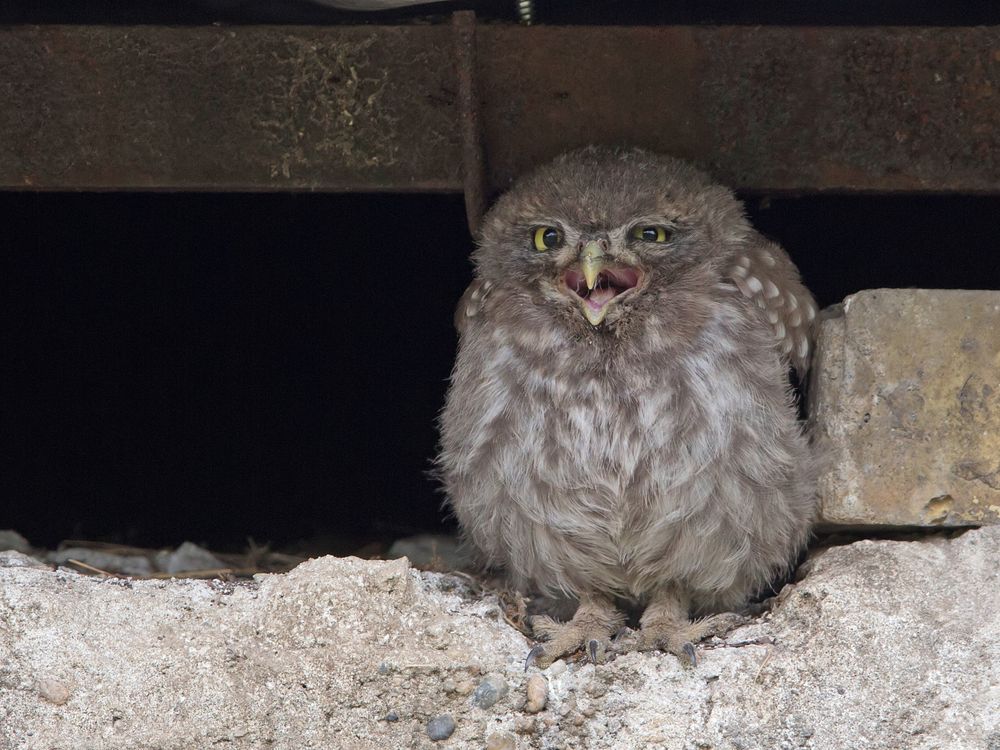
[562,241,641,326]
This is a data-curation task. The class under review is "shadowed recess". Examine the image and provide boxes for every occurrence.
[1,192,998,549]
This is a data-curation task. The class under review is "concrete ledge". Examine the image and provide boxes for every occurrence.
[3,529,1000,749]
[810,289,1000,528]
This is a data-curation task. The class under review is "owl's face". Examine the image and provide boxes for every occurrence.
[474,147,751,333]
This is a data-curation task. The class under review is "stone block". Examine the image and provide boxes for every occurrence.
[809,288,1000,527]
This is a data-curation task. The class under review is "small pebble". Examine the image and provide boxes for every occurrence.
[157,541,225,575]
[454,678,475,696]
[514,716,537,734]
[558,697,576,717]
[485,731,517,750]
[426,714,456,742]
[585,678,608,698]
[547,659,567,677]
[472,674,508,709]
[0,529,31,554]
[38,678,71,705]
[524,673,548,713]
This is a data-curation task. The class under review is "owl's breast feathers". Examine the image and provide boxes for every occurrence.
[441,294,815,605]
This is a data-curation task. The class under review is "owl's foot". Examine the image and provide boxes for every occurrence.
[525,595,625,670]
[613,611,749,666]
[611,584,749,666]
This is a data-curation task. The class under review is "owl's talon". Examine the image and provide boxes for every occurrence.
[682,641,698,666]
[524,644,547,672]
[525,597,624,669]
[613,601,746,665]
[587,639,600,664]
[613,626,635,644]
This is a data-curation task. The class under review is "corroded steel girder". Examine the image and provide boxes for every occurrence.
[1,24,997,193]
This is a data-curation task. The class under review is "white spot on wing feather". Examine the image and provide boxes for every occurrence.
[757,251,777,267]
[796,336,809,360]
[726,248,813,374]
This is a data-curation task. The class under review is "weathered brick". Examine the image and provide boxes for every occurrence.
[809,289,1000,527]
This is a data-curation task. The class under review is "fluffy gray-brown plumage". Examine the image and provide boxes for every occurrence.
[438,146,818,667]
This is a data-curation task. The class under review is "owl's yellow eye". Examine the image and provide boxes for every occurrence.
[532,226,562,252]
[630,225,671,243]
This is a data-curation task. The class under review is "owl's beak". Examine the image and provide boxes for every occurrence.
[564,242,641,326]
[580,241,606,291]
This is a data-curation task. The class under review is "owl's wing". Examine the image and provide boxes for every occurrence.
[454,279,494,335]
[725,236,818,378]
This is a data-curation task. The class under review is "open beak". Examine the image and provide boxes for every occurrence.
[564,241,641,326]
[581,240,605,292]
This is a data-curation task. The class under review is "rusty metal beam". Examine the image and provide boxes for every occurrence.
[1,24,998,193]
[452,11,488,232]
[0,25,460,192]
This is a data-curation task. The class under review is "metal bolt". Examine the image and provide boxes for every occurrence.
[516,0,535,25]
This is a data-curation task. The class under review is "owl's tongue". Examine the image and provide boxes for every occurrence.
[586,285,617,310]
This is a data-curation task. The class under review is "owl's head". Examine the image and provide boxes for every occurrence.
[474,146,752,332]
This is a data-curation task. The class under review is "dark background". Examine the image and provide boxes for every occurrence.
[2,1,1000,551]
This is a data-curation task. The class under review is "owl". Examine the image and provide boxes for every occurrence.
[438,146,818,667]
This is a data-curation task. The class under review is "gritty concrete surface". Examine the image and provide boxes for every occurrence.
[2,528,999,749]
[810,289,1000,527]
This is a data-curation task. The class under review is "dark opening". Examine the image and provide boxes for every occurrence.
[2,191,999,551]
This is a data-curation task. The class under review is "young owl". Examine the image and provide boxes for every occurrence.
[438,146,818,667]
